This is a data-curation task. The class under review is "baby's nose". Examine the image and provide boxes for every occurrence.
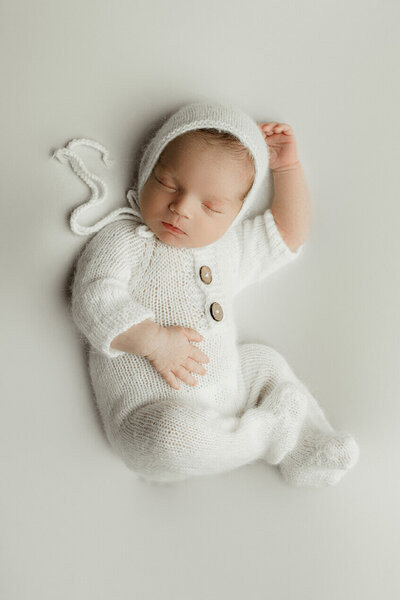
[169,196,193,218]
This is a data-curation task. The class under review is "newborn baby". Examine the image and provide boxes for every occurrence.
[56,100,359,486]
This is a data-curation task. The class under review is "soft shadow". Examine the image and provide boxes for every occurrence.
[62,255,109,443]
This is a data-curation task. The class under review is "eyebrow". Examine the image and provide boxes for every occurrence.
[156,162,237,205]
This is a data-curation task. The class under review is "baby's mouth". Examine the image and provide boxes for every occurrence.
[162,221,185,235]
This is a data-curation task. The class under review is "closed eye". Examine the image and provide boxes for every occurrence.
[154,175,176,191]
[203,204,221,214]
[155,175,222,213]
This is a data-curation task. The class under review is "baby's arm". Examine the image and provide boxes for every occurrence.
[110,318,162,356]
[230,123,309,294]
[71,222,156,359]
[259,122,311,252]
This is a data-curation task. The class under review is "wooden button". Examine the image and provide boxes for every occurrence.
[210,302,223,321]
[199,265,212,284]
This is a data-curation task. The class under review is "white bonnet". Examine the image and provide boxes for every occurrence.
[52,100,269,236]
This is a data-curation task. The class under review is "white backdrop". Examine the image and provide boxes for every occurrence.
[1,1,399,598]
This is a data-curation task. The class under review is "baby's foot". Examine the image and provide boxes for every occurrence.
[278,427,360,487]
[261,382,308,465]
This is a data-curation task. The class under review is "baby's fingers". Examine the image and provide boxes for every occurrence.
[259,122,293,136]
[159,366,200,390]
[183,327,204,343]
[159,368,181,390]
[173,366,198,387]
[182,357,207,376]
[189,346,210,365]
[274,124,293,135]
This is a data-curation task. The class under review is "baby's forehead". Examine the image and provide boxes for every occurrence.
[157,135,250,170]
[159,129,239,159]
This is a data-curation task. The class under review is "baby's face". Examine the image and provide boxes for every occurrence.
[139,134,254,248]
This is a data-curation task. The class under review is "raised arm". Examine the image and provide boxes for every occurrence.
[260,122,310,252]
[270,162,310,251]
[230,122,309,294]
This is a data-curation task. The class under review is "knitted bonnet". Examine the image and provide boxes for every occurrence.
[52,100,270,237]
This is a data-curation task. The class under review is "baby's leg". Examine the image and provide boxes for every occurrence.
[239,343,359,487]
[114,396,293,484]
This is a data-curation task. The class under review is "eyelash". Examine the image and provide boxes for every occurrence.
[155,176,176,191]
[155,176,221,214]
[203,205,219,214]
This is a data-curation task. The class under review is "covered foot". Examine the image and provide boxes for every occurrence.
[278,427,360,487]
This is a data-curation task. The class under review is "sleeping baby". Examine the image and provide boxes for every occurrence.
[53,100,359,486]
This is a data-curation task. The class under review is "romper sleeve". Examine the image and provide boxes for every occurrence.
[70,220,156,359]
[232,208,305,294]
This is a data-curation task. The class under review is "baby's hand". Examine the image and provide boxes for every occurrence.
[258,122,300,171]
[145,326,210,390]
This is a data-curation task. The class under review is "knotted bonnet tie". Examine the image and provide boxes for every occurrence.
[51,138,153,237]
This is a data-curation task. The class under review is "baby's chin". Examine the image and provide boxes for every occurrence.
[155,229,220,249]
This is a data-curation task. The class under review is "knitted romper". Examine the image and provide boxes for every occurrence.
[71,209,352,485]
[58,101,359,486]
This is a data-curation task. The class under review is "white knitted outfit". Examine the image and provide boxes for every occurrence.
[54,100,359,486]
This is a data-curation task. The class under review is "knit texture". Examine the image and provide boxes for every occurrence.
[71,216,359,485]
[57,99,359,486]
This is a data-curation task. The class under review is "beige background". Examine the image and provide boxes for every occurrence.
[1,0,399,598]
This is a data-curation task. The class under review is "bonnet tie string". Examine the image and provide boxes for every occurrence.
[52,138,145,236]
